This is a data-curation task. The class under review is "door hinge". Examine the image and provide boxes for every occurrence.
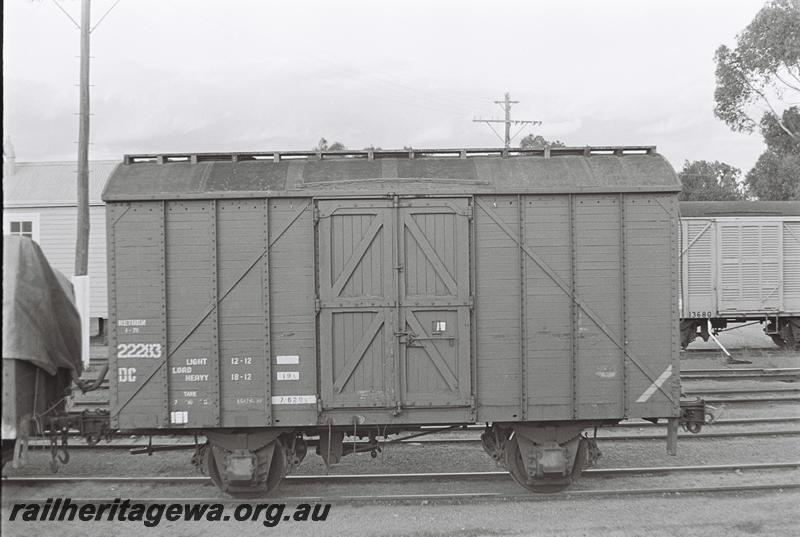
[313,206,321,224]
[315,298,321,313]
[469,295,475,310]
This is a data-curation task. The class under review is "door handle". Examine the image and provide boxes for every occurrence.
[407,335,455,347]
[396,330,455,347]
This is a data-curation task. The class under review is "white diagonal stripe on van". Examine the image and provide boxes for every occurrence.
[635,365,673,403]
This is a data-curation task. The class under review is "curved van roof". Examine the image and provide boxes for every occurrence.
[680,201,800,217]
[102,146,680,201]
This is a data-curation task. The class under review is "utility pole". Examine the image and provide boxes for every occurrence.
[47,0,119,364]
[75,0,91,276]
[74,0,92,367]
[473,92,541,149]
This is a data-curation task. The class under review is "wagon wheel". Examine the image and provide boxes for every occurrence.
[1,440,15,469]
[206,440,287,498]
[771,319,800,351]
[769,333,787,350]
[680,320,696,349]
[504,434,587,494]
[787,319,800,351]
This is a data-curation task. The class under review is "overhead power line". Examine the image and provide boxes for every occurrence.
[473,92,541,149]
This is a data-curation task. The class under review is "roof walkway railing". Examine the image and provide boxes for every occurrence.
[123,146,657,165]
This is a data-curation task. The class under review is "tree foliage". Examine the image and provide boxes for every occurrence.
[746,151,800,199]
[745,107,800,199]
[314,138,346,151]
[519,134,566,149]
[761,105,800,154]
[678,160,748,201]
[713,0,800,142]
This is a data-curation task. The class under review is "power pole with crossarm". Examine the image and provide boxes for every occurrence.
[473,92,541,149]
[47,0,121,364]
[75,0,91,277]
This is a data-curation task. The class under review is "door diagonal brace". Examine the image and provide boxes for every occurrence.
[679,221,712,259]
[405,311,459,391]
[784,222,800,246]
[331,215,384,297]
[333,311,386,393]
[404,214,458,295]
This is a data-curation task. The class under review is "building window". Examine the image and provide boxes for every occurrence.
[3,213,40,242]
[9,220,34,238]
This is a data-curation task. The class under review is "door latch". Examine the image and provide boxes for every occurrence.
[396,329,454,347]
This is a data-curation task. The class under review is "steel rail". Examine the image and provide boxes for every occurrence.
[683,375,798,382]
[4,462,797,486]
[682,387,799,395]
[682,367,800,375]
[682,348,786,355]
[5,483,800,506]
[4,483,798,505]
[681,369,800,381]
[701,396,799,403]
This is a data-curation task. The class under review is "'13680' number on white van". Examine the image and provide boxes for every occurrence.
[117,343,162,358]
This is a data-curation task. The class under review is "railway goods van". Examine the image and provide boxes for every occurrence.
[103,146,700,496]
[680,201,800,350]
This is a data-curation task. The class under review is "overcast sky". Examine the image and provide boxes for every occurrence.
[4,0,769,174]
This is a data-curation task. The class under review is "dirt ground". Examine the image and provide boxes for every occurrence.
[2,489,798,537]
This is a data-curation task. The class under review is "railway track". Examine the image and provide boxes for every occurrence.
[683,386,799,395]
[4,463,798,504]
[5,484,798,505]
[680,386,800,404]
[681,348,791,359]
[5,462,798,485]
[681,367,800,382]
[700,395,800,404]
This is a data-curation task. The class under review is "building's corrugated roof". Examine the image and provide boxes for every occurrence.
[103,147,680,201]
[3,160,119,206]
[680,201,800,217]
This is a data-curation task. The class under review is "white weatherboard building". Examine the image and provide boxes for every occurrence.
[3,145,117,328]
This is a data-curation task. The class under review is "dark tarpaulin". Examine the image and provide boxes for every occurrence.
[2,235,82,376]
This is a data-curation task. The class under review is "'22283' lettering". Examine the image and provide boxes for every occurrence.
[117,343,162,358]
